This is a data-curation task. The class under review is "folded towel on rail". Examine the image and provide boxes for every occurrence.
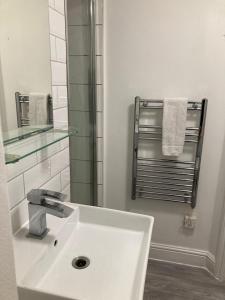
[29,93,49,126]
[162,98,188,156]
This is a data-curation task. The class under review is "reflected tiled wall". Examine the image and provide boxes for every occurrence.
[49,0,68,128]
[8,0,70,232]
[67,0,103,206]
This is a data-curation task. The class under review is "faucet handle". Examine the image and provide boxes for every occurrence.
[42,189,66,201]
[27,189,66,205]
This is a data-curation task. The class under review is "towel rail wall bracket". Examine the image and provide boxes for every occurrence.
[131,96,208,208]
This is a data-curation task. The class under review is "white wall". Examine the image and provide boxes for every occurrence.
[0,120,18,300]
[104,0,225,254]
[0,0,52,131]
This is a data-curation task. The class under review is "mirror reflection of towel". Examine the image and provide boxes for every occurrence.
[29,93,48,126]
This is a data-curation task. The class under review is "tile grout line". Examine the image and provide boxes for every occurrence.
[10,163,70,211]
[50,32,66,42]
[50,6,65,17]
[7,144,69,182]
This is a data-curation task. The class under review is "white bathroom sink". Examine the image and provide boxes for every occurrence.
[13,204,154,300]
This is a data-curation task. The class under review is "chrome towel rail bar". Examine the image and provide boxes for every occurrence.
[137,179,193,188]
[131,96,208,208]
[139,132,199,137]
[139,125,200,131]
[137,157,196,165]
[138,195,192,204]
[140,106,201,111]
[137,174,194,182]
[138,136,198,143]
[137,163,195,171]
[136,189,192,199]
[140,99,202,104]
[137,168,194,177]
[136,185,192,194]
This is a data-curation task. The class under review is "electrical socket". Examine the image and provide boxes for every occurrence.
[183,215,197,229]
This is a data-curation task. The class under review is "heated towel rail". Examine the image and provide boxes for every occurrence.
[15,92,53,127]
[131,97,208,208]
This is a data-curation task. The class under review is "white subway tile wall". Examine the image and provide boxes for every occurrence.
[24,159,51,194]
[49,9,65,39]
[51,62,67,85]
[42,174,62,192]
[54,0,65,15]
[36,142,62,163]
[7,154,37,181]
[48,0,55,9]
[50,147,70,176]
[53,85,68,109]
[50,35,57,60]
[55,38,67,62]
[63,185,71,202]
[10,199,28,233]
[8,1,70,232]
[68,0,104,206]
[61,166,70,190]
[7,175,25,210]
[53,107,68,129]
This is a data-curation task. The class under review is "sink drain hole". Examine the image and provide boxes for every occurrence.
[72,256,90,270]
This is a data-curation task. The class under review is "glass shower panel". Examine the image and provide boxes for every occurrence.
[67,0,96,205]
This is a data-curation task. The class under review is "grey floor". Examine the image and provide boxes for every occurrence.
[144,260,225,300]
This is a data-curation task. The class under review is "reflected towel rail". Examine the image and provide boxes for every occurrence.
[15,92,53,127]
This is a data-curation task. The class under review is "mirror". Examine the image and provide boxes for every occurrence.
[0,0,52,134]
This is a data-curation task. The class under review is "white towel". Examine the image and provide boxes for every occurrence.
[0,116,18,300]
[29,93,49,126]
[162,98,188,156]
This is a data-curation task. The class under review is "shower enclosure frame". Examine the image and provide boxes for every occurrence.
[89,0,98,206]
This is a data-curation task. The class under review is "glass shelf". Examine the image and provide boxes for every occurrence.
[3,125,53,145]
[5,128,74,164]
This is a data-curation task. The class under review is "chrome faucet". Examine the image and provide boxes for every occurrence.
[27,189,73,239]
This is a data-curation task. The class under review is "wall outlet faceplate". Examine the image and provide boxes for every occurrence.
[183,215,197,229]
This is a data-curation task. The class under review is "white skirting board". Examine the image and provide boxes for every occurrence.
[149,242,216,279]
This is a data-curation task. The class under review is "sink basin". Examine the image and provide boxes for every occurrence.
[13,204,154,300]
